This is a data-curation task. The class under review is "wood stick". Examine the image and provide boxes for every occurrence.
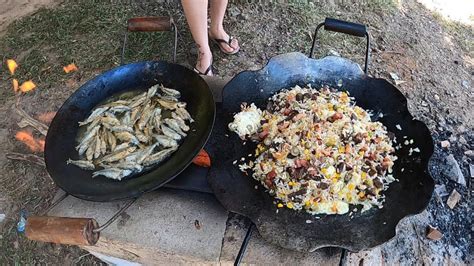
[14,106,49,136]
[5,152,45,167]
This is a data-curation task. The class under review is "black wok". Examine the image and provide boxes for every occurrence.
[207,19,434,252]
[45,61,215,202]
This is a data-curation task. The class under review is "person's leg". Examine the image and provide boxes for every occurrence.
[209,0,239,53]
[182,0,213,75]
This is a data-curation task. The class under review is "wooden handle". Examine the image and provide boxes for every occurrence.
[25,216,100,246]
[127,17,172,32]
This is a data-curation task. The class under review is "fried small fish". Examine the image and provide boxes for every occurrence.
[171,113,190,131]
[100,115,121,128]
[157,98,178,110]
[110,125,134,133]
[138,104,155,130]
[147,84,159,99]
[94,134,101,159]
[67,159,95,170]
[143,147,177,166]
[107,131,117,151]
[100,137,107,155]
[109,105,132,113]
[100,100,129,108]
[77,125,100,150]
[135,131,150,143]
[164,118,187,136]
[153,134,178,148]
[160,85,181,98]
[113,142,130,152]
[136,143,158,164]
[130,95,147,109]
[79,107,109,125]
[115,132,139,145]
[174,107,194,122]
[92,168,132,180]
[99,147,136,163]
[161,124,182,140]
[86,144,94,161]
[121,112,131,125]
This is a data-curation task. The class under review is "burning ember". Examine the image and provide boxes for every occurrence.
[19,80,36,93]
[12,79,19,93]
[15,131,45,153]
[63,63,78,73]
[7,59,18,75]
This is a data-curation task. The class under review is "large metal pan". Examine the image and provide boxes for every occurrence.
[45,61,215,202]
[207,18,434,252]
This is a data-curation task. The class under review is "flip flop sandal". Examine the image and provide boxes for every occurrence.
[210,36,240,55]
[193,64,213,76]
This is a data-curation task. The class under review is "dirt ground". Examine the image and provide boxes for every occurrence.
[0,0,472,264]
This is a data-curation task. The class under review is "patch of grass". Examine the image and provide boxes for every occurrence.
[0,0,177,104]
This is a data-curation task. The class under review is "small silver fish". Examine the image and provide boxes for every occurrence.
[100,100,130,107]
[92,168,132,180]
[157,98,178,110]
[164,118,187,136]
[161,124,182,140]
[109,105,132,113]
[110,125,134,133]
[86,144,94,161]
[99,147,136,163]
[100,137,107,155]
[99,161,143,172]
[136,144,158,164]
[77,125,100,150]
[171,113,190,131]
[79,107,109,125]
[138,104,154,130]
[147,84,159,99]
[135,131,150,143]
[160,85,181,98]
[153,134,178,148]
[113,142,130,152]
[115,132,139,145]
[174,107,194,122]
[107,131,117,151]
[94,134,101,159]
[121,112,131,125]
[100,116,121,128]
[67,159,95,170]
[143,147,177,166]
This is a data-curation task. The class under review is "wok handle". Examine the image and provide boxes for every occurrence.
[309,18,370,73]
[121,16,177,65]
[25,216,100,246]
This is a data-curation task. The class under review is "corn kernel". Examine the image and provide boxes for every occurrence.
[305,201,311,207]
[358,192,365,198]
[277,203,284,208]
[348,184,355,190]
[287,202,294,209]
[361,172,367,179]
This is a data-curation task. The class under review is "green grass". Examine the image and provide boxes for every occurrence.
[0,0,176,104]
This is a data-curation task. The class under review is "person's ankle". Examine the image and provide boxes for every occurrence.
[209,25,225,37]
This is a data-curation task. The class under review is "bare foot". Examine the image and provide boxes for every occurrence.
[195,46,213,76]
[209,28,239,54]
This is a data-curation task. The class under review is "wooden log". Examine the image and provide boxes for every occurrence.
[25,216,100,246]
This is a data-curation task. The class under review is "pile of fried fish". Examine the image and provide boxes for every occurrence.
[67,84,193,180]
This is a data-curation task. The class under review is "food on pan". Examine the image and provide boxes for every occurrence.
[229,85,397,215]
[67,84,193,180]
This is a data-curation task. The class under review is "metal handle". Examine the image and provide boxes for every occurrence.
[121,16,178,65]
[309,18,370,73]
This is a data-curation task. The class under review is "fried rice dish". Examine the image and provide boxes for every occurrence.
[229,85,398,215]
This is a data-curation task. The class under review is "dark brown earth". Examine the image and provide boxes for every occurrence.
[0,0,472,264]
